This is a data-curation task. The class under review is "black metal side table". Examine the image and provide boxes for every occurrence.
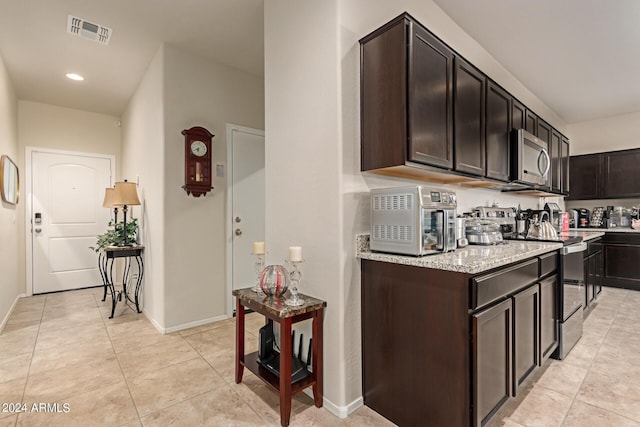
[99,245,144,318]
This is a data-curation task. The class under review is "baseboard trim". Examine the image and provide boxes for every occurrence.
[304,391,363,419]
[0,293,27,333]
[164,314,229,334]
[142,310,230,335]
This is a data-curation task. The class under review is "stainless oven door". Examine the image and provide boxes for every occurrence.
[422,209,444,253]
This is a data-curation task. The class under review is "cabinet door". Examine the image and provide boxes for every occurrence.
[567,154,602,200]
[539,276,558,362]
[512,285,539,396]
[604,243,640,289]
[511,99,526,131]
[472,299,512,427]
[584,255,595,309]
[486,82,511,182]
[537,120,552,188]
[602,149,640,198]
[550,130,562,193]
[525,110,538,135]
[409,23,454,169]
[595,250,603,297]
[561,137,570,194]
[454,56,486,176]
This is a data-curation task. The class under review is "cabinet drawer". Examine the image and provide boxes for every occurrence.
[538,251,558,278]
[471,259,539,310]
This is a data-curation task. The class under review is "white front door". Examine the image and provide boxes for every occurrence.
[31,150,114,294]
[227,124,265,314]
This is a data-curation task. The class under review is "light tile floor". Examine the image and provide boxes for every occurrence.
[0,287,390,426]
[1,286,639,426]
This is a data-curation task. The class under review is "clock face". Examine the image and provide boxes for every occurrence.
[190,140,207,157]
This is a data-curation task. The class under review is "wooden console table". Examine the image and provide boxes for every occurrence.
[233,288,326,427]
[99,245,144,319]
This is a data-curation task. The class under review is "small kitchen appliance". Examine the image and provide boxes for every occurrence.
[464,219,503,245]
[577,208,590,228]
[370,186,457,256]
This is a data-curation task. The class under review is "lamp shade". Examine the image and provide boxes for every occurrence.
[102,187,116,208]
[113,181,141,206]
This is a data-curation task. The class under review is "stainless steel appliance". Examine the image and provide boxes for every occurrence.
[465,219,504,245]
[474,206,517,235]
[511,129,551,186]
[554,241,587,359]
[370,186,457,256]
[544,202,562,231]
[455,217,468,248]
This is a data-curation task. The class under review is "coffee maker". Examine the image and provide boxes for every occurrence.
[577,208,590,228]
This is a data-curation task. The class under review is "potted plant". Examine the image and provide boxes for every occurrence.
[90,218,138,252]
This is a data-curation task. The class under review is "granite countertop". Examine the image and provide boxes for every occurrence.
[355,234,562,275]
[560,230,605,241]
[232,288,326,318]
[568,227,640,234]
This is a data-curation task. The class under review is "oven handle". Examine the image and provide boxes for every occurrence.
[560,241,587,254]
[436,210,445,251]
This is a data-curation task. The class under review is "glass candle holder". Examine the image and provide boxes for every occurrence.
[252,253,265,293]
[285,259,305,306]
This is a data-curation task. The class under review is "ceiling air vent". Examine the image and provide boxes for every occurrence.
[67,15,112,45]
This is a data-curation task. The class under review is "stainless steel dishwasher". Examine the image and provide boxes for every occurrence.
[554,241,587,359]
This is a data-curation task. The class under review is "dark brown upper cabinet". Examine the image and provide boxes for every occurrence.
[360,15,453,172]
[525,110,538,135]
[561,137,570,195]
[602,150,640,198]
[569,148,640,200]
[486,82,511,182]
[550,129,562,193]
[511,99,526,131]
[454,57,486,176]
[567,153,601,200]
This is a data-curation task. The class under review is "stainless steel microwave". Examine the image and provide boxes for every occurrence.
[370,186,457,256]
[511,129,550,186]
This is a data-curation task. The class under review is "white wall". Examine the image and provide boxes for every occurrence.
[121,44,264,331]
[162,45,264,329]
[121,46,166,328]
[0,54,20,328]
[266,0,571,414]
[567,111,640,155]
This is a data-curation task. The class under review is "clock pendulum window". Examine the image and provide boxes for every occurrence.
[181,126,214,197]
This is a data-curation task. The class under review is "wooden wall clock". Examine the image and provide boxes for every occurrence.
[181,126,214,197]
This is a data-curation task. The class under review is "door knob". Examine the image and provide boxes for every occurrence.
[34,227,42,233]
[235,228,242,236]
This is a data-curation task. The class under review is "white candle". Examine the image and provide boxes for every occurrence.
[253,241,265,255]
[289,246,302,262]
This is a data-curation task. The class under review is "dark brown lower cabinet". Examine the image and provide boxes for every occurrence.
[472,299,512,426]
[602,233,640,291]
[512,285,539,396]
[539,276,559,361]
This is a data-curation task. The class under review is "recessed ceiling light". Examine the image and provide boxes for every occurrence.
[66,73,84,81]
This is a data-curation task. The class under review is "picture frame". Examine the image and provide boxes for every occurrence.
[0,154,19,205]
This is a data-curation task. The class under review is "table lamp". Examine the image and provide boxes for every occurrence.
[112,180,141,246]
[102,187,118,225]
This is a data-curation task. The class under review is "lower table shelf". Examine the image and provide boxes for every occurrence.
[242,352,315,395]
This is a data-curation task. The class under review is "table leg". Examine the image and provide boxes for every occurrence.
[106,258,118,319]
[312,308,324,408]
[134,255,144,313]
[235,299,245,384]
[99,252,108,302]
[279,318,293,427]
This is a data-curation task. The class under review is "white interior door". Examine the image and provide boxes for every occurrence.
[31,150,113,294]
[227,125,265,314]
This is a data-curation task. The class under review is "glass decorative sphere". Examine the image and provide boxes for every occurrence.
[259,265,290,297]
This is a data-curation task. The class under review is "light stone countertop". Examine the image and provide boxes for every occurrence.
[356,234,562,275]
[560,230,605,241]
[567,227,640,234]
